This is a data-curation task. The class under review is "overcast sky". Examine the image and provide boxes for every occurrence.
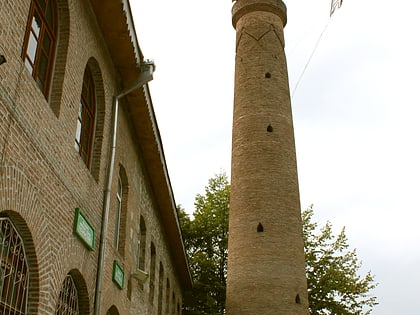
[131,0,420,314]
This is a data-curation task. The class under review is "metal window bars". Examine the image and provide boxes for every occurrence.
[55,274,79,315]
[0,218,29,315]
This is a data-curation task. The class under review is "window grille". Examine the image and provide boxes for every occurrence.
[0,218,29,315]
[55,274,79,315]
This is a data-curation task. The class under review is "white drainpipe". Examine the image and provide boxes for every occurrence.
[94,60,155,315]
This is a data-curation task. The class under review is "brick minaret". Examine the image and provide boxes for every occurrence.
[226,0,309,314]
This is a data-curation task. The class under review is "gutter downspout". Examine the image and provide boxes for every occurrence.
[94,60,155,315]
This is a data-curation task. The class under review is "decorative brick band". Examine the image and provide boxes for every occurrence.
[235,23,285,52]
[232,0,287,28]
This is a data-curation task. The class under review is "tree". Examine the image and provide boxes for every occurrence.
[178,172,229,315]
[178,174,378,315]
[303,205,378,315]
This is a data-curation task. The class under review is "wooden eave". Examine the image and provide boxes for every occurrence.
[90,0,192,290]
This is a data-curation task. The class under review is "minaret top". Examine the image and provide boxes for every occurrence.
[232,0,287,28]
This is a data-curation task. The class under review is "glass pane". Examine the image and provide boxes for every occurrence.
[82,130,90,150]
[36,76,44,92]
[114,200,121,247]
[82,82,88,102]
[31,14,41,37]
[38,0,46,11]
[81,151,87,163]
[84,113,91,134]
[38,53,48,82]
[46,0,53,27]
[86,88,93,111]
[75,118,82,145]
[42,33,51,53]
[82,69,95,113]
[117,178,122,196]
[25,58,34,74]
[78,103,83,117]
[27,32,38,63]
[88,88,95,112]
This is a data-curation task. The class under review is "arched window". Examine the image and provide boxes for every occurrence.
[149,242,156,304]
[106,305,119,315]
[0,218,29,314]
[55,274,79,315]
[172,292,176,315]
[114,175,123,250]
[75,66,96,168]
[114,167,128,256]
[165,278,170,315]
[158,262,164,315]
[138,216,146,271]
[22,0,57,99]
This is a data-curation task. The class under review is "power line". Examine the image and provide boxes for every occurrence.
[291,0,344,99]
[291,18,331,99]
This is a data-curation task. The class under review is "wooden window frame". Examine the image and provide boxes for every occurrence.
[138,216,146,271]
[75,67,96,168]
[22,0,57,99]
[158,262,164,315]
[114,175,123,250]
[149,242,156,305]
[165,278,170,315]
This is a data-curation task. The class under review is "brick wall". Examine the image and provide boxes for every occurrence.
[0,0,184,314]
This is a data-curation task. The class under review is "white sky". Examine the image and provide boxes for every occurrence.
[131,0,420,314]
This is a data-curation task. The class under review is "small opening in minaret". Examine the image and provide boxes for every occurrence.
[257,223,264,232]
[267,125,273,132]
[295,294,301,304]
[265,72,271,78]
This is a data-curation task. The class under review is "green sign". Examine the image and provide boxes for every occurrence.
[112,260,124,289]
[73,208,95,251]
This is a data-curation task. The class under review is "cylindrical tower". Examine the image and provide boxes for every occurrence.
[226,0,309,314]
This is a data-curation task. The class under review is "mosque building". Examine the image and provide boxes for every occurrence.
[0,0,191,313]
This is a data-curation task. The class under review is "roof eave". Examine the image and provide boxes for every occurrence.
[90,0,193,290]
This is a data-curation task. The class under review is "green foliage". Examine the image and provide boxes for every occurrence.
[303,205,378,315]
[178,173,378,315]
[178,172,230,315]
